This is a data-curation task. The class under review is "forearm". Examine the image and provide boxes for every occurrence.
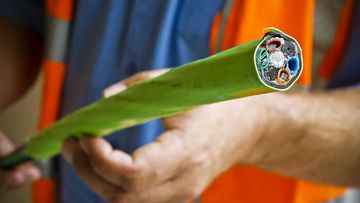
[245,87,360,186]
[0,16,42,110]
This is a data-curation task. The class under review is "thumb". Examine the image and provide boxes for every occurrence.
[0,130,15,156]
[103,69,170,98]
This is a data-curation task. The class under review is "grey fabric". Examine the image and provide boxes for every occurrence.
[215,0,235,53]
[45,15,71,62]
[328,0,360,88]
[311,0,344,90]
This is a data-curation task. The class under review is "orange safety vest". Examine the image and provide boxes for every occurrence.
[32,1,73,203]
[32,0,354,203]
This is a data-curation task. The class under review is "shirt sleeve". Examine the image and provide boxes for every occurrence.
[0,0,44,35]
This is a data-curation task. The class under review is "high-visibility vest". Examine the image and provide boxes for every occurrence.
[32,1,73,203]
[32,0,354,203]
[204,0,354,203]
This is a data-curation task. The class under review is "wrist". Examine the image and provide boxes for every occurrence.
[232,93,305,167]
[249,93,305,168]
[212,95,277,169]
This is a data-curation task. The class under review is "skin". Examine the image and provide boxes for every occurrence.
[0,16,42,192]
[63,69,360,203]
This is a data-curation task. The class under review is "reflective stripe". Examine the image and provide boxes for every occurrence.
[33,1,73,203]
[45,15,71,62]
[215,0,235,53]
[38,0,72,129]
[318,0,355,81]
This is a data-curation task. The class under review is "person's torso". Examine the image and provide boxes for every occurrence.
[59,1,224,202]
[57,0,360,202]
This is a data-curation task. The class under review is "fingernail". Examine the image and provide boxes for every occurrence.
[79,136,91,153]
[24,167,41,182]
[103,83,127,98]
[62,138,78,163]
[62,149,72,163]
[0,132,15,155]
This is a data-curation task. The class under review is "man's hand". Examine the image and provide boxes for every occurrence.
[0,130,41,193]
[62,69,360,202]
[62,69,268,203]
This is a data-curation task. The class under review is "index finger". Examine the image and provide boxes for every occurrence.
[103,69,170,97]
[79,137,143,189]
[0,130,15,156]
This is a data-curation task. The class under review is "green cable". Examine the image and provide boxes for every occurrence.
[0,28,303,166]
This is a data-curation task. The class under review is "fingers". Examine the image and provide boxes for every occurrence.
[0,130,15,156]
[115,180,190,203]
[121,69,170,87]
[103,83,127,98]
[103,69,170,97]
[79,130,190,192]
[1,162,41,187]
[112,165,206,203]
[63,131,210,203]
[79,137,137,189]
[12,162,41,184]
[131,130,191,185]
[62,138,122,200]
[78,137,145,191]
[62,137,79,164]
[0,130,41,191]
[66,136,199,203]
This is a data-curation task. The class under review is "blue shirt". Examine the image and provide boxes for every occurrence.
[60,1,224,202]
[1,0,224,202]
[0,1,359,203]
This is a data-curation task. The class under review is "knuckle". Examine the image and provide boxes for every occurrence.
[90,157,108,173]
[124,177,143,193]
[91,150,106,163]
[109,194,126,203]
[129,161,144,174]
[151,167,161,178]
[138,72,151,80]
[128,158,150,177]
[72,152,84,171]
[136,158,160,178]
[190,152,210,167]
[123,165,150,193]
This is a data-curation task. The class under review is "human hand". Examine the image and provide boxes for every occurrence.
[62,69,273,203]
[0,130,41,193]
